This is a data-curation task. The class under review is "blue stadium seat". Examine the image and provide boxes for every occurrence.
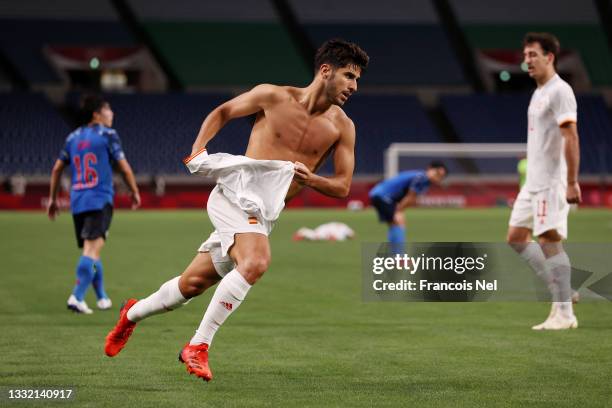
[100,93,252,174]
[440,94,530,143]
[575,95,612,174]
[0,93,70,175]
[67,93,440,175]
[304,25,465,86]
[0,19,135,83]
[320,94,443,174]
[440,93,612,174]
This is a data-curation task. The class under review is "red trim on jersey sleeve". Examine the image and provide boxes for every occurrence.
[558,119,577,127]
[183,148,207,164]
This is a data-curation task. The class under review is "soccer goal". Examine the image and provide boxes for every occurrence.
[384,143,526,179]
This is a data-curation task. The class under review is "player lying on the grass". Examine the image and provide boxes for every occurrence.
[47,95,141,314]
[507,32,581,330]
[104,39,369,382]
[369,161,447,254]
[293,222,355,241]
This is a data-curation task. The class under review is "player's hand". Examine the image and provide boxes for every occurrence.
[566,182,582,204]
[293,161,313,185]
[131,191,142,209]
[47,199,59,220]
[393,211,405,226]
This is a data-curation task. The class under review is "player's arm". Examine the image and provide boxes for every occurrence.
[392,190,417,226]
[47,159,66,220]
[190,84,279,156]
[560,122,581,204]
[294,119,355,198]
[396,190,418,211]
[116,159,141,209]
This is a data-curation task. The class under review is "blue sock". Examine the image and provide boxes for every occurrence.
[388,225,405,255]
[92,260,108,300]
[72,256,95,301]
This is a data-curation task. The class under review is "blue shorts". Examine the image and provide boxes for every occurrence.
[370,195,396,223]
[72,203,113,248]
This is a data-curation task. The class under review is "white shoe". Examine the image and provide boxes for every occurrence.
[545,303,558,320]
[532,314,578,330]
[67,295,93,314]
[97,298,112,310]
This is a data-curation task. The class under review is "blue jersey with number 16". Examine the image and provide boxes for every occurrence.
[59,124,125,214]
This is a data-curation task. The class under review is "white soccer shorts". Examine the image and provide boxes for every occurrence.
[509,184,570,239]
[198,185,273,277]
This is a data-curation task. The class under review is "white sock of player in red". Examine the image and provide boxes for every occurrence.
[189,269,252,346]
[545,251,574,319]
[127,276,188,322]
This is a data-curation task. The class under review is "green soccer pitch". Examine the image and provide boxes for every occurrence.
[1,208,611,407]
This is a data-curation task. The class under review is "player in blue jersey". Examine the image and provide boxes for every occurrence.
[369,161,447,254]
[47,95,141,314]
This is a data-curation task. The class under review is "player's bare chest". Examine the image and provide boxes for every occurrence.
[265,107,340,152]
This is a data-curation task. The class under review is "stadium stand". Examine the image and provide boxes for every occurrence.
[0,0,610,182]
[320,94,443,174]
[0,93,70,175]
[440,94,530,144]
[128,0,311,87]
[575,95,612,174]
[66,92,254,174]
[440,93,612,174]
[65,91,440,175]
[0,66,11,91]
[451,0,612,86]
[290,0,466,86]
[0,0,135,84]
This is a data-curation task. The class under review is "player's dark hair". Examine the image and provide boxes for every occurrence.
[314,39,369,72]
[429,160,448,175]
[81,95,109,123]
[523,32,560,67]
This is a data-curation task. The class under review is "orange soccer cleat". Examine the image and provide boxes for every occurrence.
[104,299,138,357]
[178,343,213,382]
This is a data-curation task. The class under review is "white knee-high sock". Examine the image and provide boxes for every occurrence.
[127,276,188,322]
[190,269,252,346]
[545,252,574,318]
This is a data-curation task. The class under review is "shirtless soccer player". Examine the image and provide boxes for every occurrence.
[507,32,581,330]
[105,39,369,381]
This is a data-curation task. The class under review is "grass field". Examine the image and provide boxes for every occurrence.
[1,208,611,407]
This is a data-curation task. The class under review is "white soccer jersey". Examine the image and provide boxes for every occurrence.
[525,74,577,192]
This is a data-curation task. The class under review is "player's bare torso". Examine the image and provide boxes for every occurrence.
[244,86,352,199]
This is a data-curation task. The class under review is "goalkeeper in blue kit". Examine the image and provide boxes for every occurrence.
[369,161,447,254]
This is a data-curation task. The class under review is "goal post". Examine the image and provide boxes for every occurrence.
[384,143,527,179]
